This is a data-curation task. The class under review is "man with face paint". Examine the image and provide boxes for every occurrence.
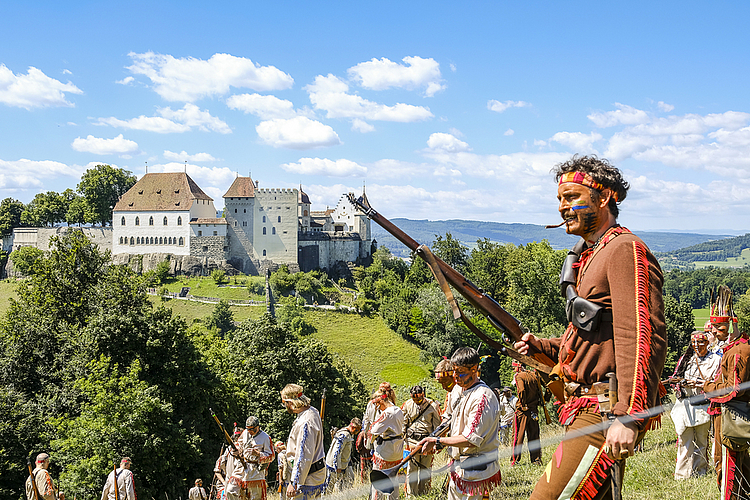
[698,286,750,499]
[670,331,721,479]
[510,362,544,466]
[419,347,501,500]
[238,416,275,500]
[401,385,441,495]
[515,155,667,499]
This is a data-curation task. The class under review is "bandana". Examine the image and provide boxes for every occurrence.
[691,331,708,341]
[559,171,619,202]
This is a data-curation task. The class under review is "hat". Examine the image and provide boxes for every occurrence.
[502,386,512,393]
[691,331,709,341]
[246,416,259,428]
[710,286,738,324]
[36,453,49,463]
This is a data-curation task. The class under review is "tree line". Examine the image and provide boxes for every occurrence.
[0,231,366,499]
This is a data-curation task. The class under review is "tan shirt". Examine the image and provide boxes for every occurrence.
[401,398,440,446]
[26,466,55,500]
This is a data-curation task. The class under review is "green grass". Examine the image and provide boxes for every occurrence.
[303,309,438,398]
[162,275,265,301]
[0,280,18,317]
[694,307,709,329]
[693,247,750,269]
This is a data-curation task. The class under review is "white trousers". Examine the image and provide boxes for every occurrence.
[674,421,711,479]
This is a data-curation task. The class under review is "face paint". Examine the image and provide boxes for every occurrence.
[582,212,598,234]
[571,205,590,210]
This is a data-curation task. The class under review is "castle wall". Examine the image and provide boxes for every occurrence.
[253,188,298,264]
[298,234,364,271]
[9,227,113,253]
[190,235,229,261]
[113,211,191,255]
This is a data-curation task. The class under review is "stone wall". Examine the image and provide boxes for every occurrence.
[8,227,113,253]
[190,235,229,261]
[110,252,238,276]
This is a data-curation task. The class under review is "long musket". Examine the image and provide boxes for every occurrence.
[113,463,120,500]
[320,388,327,421]
[209,408,248,468]
[27,458,41,500]
[347,194,558,375]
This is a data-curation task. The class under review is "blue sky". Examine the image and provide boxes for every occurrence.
[2,1,750,233]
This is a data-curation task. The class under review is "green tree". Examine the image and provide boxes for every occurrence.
[432,233,469,275]
[210,299,235,336]
[8,245,44,276]
[77,165,137,226]
[64,189,91,226]
[21,191,68,227]
[663,295,695,377]
[211,269,227,284]
[0,197,25,237]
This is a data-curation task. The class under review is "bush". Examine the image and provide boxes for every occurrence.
[211,269,226,284]
[9,246,44,276]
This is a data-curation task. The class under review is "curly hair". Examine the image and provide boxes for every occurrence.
[553,155,629,217]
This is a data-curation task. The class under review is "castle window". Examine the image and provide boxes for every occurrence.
[278,216,281,223]
[179,237,184,246]
[235,209,237,213]
[244,209,246,213]
[121,216,126,226]
[202,246,208,252]
[263,227,266,235]
[163,217,168,225]
[272,227,276,235]
[243,221,247,226]
[177,216,182,225]
[119,236,123,244]
[149,216,154,226]
[213,231,217,236]
[262,216,266,223]
[198,231,202,236]
[304,210,308,216]
[151,237,155,244]
[234,221,238,227]
[168,237,172,244]
[263,249,266,256]
[159,237,163,244]
[135,217,140,226]
[136,237,140,244]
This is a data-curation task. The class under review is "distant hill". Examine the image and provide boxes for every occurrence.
[371,218,731,258]
[656,232,750,269]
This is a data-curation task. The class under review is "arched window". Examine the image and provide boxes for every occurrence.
[262,216,266,223]
[304,210,308,216]
[272,227,276,235]
[130,237,134,245]
[136,237,140,244]
[163,216,168,225]
[119,236,123,244]
[234,221,237,226]
[149,216,154,226]
[178,237,184,246]
[263,227,266,235]
[278,216,281,223]
[263,249,267,256]
[135,217,140,226]
[159,237,163,244]
[177,216,182,226]
[121,216,126,226]
[151,237,155,244]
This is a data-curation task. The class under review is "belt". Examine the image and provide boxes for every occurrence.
[375,434,403,445]
[309,458,325,473]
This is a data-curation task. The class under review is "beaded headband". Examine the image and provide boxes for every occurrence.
[559,171,620,202]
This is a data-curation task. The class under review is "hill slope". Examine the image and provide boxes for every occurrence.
[372,218,730,257]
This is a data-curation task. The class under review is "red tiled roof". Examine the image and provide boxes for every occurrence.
[114,173,212,211]
[224,176,256,198]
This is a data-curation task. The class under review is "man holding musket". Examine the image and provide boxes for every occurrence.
[239,416,275,500]
[26,453,64,500]
[401,385,440,496]
[516,155,666,499]
[420,347,501,500]
[101,457,136,500]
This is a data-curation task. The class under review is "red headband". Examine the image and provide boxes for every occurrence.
[559,171,619,202]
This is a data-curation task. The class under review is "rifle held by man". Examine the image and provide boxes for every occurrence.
[210,408,248,467]
[27,457,41,500]
[347,194,558,375]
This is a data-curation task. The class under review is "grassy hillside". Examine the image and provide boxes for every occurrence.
[693,247,750,269]
[0,280,17,317]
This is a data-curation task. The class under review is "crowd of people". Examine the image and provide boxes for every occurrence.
[22,156,750,500]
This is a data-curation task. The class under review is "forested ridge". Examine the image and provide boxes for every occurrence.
[656,232,750,264]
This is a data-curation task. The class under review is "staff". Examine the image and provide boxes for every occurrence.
[113,463,120,500]
[210,408,248,468]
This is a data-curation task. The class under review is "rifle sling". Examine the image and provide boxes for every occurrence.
[418,245,551,375]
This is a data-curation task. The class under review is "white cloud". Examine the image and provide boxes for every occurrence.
[305,74,433,124]
[351,119,375,133]
[163,150,217,162]
[504,129,514,136]
[487,100,530,113]
[347,56,445,96]
[550,131,603,153]
[126,52,294,102]
[0,158,87,192]
[96,103,231,134]
[588,103,649,127]
[281,157,366,177]
[256,116,341,149]
[426,133,471,153]
[657,101,674,112]
[226,93,297,119]
[71,134,139,156]
[0,64,83,109]
[117,76,135,85]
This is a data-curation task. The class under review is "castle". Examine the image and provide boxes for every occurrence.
[111,172,373,275]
